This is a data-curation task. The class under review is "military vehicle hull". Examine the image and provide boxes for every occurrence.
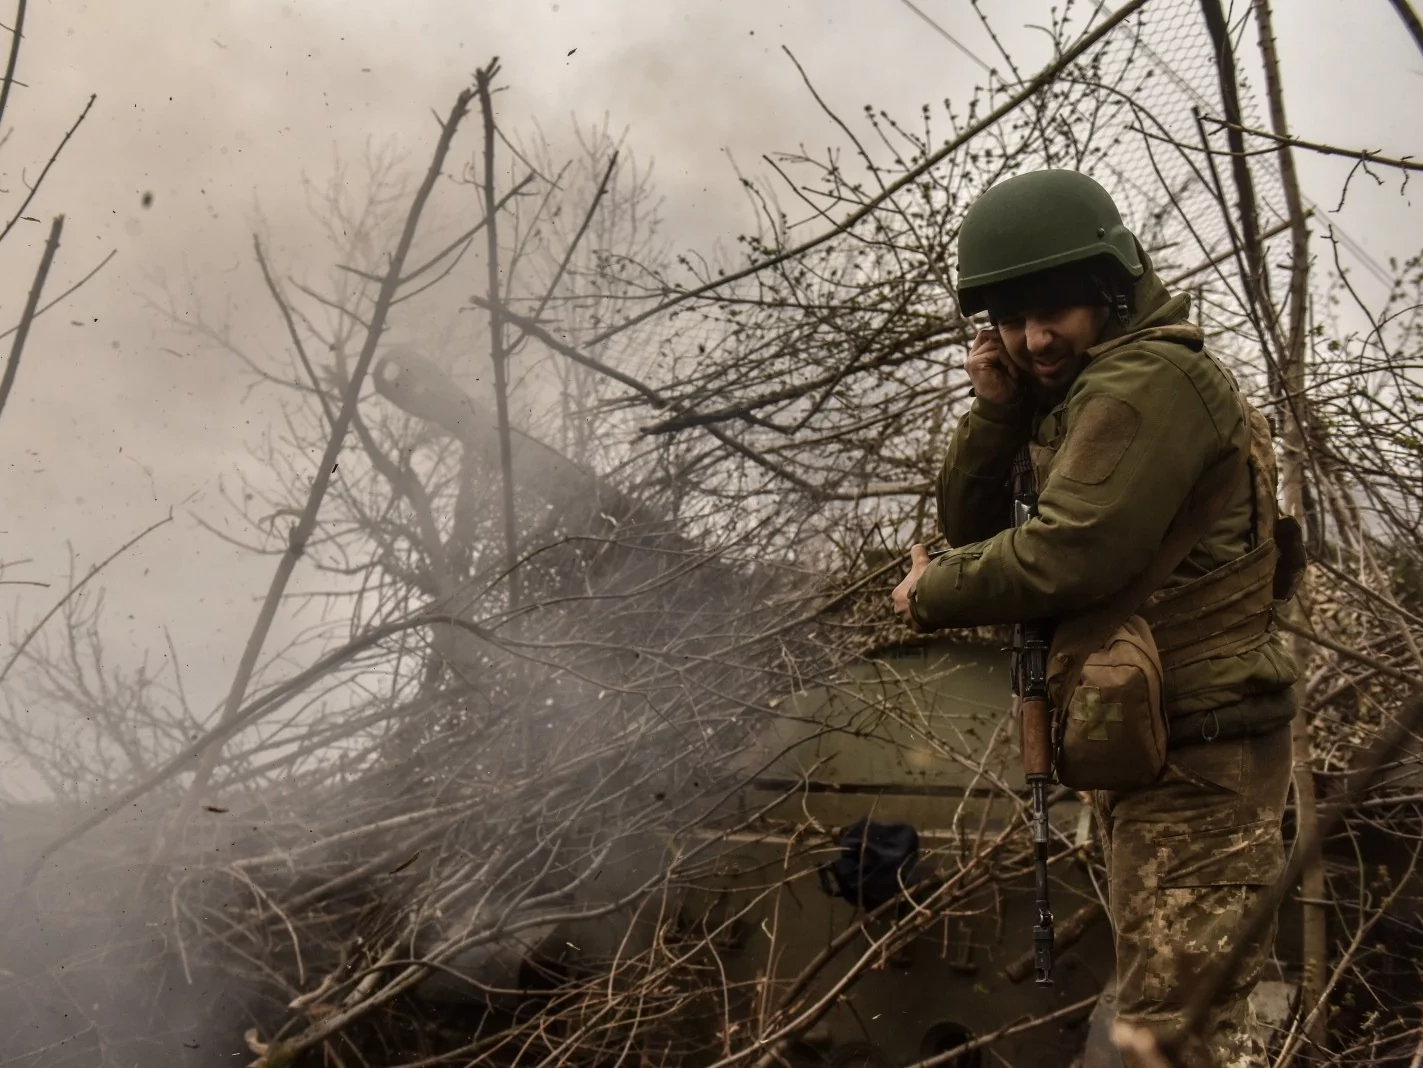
[671,636,1115,1067]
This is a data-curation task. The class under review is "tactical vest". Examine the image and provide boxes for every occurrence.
[1028,327,1305,723]
[1141,400,1305,672]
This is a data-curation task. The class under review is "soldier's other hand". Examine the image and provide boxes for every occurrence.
[893,543,932,629]
[965,326,1019,406]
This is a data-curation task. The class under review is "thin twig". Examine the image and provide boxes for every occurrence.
[387,172,536,287]
[0,93,94,247]
[0,0,26,141]
[1278,617,1416,686]
[254,234,336,431]
[1203,115,1423,174]
[0,211,61,427]
[0,512,170,685]
[0,247,115,343]
[903,993,1099,1067]
[521,150,617,334]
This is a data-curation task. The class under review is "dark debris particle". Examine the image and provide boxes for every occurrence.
[141,191,154,208]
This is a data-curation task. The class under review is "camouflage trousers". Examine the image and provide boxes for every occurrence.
[1092,723,1292,1068]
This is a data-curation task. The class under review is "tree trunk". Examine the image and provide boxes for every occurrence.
[1251,0,1327,1056]
[1198,0,1284,392]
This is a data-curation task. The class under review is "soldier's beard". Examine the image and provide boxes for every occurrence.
[1023,351,1087,404]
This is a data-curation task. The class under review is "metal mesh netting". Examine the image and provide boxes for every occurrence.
[1059,0,1293,359]
[1089,0,1285,245]
[1070,0,1384,333]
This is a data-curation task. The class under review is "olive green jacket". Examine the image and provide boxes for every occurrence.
[912,267,1298,714]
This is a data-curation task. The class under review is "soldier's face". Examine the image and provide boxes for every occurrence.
[994,305,1110,397]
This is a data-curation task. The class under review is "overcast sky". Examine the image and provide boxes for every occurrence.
[0,0,1419,785]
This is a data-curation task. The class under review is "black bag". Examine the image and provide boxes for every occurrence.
[817,817,920,911]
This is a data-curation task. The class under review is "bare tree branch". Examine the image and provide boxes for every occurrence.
[141,84,478,887]
[1386,0,1423,58]
[0,211,60,427]
[0,0,26,143]
[1204,115,1423,174]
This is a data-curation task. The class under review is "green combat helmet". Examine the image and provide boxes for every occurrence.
[955,169,1144,317]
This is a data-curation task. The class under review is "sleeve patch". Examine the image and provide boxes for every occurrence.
[1055,393,1141,485]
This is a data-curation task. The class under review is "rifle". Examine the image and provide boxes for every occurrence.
[1010,446,1055,986]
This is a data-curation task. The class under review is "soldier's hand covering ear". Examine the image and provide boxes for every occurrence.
[965,327,1020,406]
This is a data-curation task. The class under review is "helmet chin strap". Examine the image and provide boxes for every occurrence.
[1087,267,1133,327]
[1113,290,1132,326]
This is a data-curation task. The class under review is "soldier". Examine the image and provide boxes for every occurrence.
[892,170,1300,1067]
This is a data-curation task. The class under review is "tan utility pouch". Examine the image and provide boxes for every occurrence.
[1049,615,1167,790]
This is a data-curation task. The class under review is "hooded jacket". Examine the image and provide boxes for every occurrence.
[911,263,1298,716]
